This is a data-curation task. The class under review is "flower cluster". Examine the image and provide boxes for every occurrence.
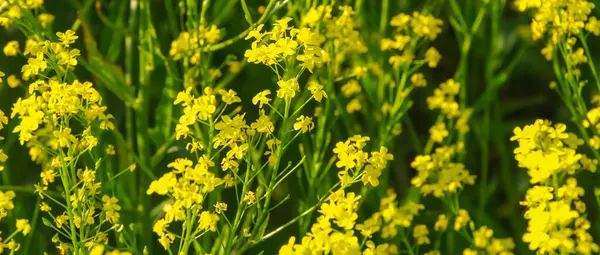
[332,135,394,187]
[0,190,32,253]
[0,0,45,28]
[514,0,595,42]
[245,17,328,72]
[0,109,7,171]
[279,189,399,255]
[169,25,222,60]
[583,95,600,150]
[381,11,443,69]
[427,79,460,118]
[410,144,476,197]
[512,120,599,254]
[463,226,515,255]
[147,157,224,249]
[174,87,218,140]
[303,5,367,70]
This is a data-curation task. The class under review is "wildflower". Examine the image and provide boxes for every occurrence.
[429,122,448,143]
[434,214,448,231]
[219,89,241,105]
[571,48,588,65]
[38,13,55,27]
[56,30,78,46]
[252,90,272,108]
[276,78,300,100]
[245,24,265,40]
[199,211,219,232]
[243,191,256,205]
[424,47,441,68]
[251,114,275,135]
[214,202,228,214]
[413,224,431,245]
[16,219,31,235]
[346,98,362,113]
[21,52,47,79]
[0,71,4,83]
[3,41,19,56]
[307,80,327,102]
[410,12,444,40]
[293,115,314,133]
[362,165,382,187]
[6,75,20,88]
[454,209,471,231]
[341,80,361,98]
[411,73,427,87]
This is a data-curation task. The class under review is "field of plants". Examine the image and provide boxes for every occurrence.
[2,0,600,254]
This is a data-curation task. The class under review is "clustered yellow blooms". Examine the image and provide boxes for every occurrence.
[0,190,32,253]
[583,95,600,149]
[463,226,516,255]
[0,0,45,28]
[410,144,476,197]
[332,135,394,187]
[279,189,399,255]
[512,120,599,254]
[173,87,217,140]
[381,11,443,70]
[0,109,7,171]
[89,245,132,255]
[244,17,328,73]
[303,5,366,73]
[169,24,222,60]
[147,157,224,249]
[514,0,600,61]
[514,0,596,42]
[426,78,473,137]
[3,28,123,254]
[427,79,460,118]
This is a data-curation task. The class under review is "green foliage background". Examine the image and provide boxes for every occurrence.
[1,0,600,254]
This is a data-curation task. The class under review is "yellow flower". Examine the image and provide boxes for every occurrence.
[16,219,31,235]
[0,110,7,130]
[424,47,441,68]
[252,90,272,108]
[411,73,427,87]
[434,214,448,231]
[429,122,448,143]
[251,114,275,135]
[474,226,494,248]
[199,211,220,232]
[56,30,79,46]
[454,209,471,231]
[21,52,47,80]
[38,13,56,28]
[243,191,256,205]
[346,98,362,113]
[6,75,20,88]
[276,78,299,100]
[218,89,241,105]
[307,80,327,102]
[362,165,382,187]
[245,24,265,40]
[571,47,588,65]
[410,12,444,40]
[293,115,314,133]
[0,71,4,83]
[3,41,19,56]
[413,224,430,245]
[341,80,361,98]
[58,48,80,67]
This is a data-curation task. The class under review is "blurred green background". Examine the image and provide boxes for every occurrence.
[2,0,600,254]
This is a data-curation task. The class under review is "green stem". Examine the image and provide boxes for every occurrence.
[578,32,600,92]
